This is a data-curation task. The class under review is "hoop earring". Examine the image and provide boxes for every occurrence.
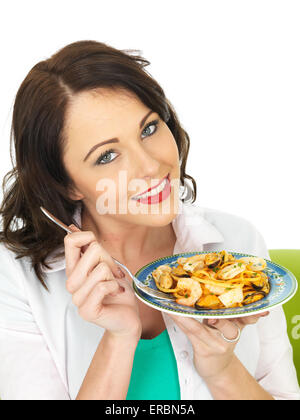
[179,179,193,204]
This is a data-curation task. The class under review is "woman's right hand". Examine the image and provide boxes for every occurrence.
[64,224,142,339]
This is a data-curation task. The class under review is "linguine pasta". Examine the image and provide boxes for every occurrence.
[151,251,270,309]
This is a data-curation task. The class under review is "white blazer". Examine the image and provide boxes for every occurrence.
[0,202,299,400]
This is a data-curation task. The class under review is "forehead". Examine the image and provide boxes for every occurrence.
[62,87,149,156]
[65,88,144,129]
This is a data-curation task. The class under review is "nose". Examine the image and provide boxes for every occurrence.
[130,143,161,181]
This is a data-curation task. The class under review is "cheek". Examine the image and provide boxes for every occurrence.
[154,132,180,165]
[166,140,179,160]
[166,132,180,163]
[82,178,100,202]
[167,140,181,177]
[77,171,110,202]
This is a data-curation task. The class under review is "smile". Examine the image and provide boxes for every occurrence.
[131,173,171,204]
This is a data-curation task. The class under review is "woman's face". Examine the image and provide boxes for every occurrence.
[62,88,181,228]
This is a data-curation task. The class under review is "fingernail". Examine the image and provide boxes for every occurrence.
[117,268,126,278]
[111,286,125,296]
[69,224,78,231]
[209,319,217,326]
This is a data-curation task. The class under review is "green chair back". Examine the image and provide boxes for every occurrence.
[269,249,300,384]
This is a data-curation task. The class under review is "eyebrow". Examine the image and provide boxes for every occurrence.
[83,110,155,162]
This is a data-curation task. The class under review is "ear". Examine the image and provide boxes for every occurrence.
[67,185,84,201]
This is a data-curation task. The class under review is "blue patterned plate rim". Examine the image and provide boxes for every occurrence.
[133,251,298,319]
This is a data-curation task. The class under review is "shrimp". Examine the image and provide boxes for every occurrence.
[175,278,203,307]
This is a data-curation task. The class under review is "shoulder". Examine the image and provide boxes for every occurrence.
[0,241,32,298]
[184,203,270,259]
[201,206,258,234]
[184,202,260,234]
[0,242,40,331]
[0,241,31,274]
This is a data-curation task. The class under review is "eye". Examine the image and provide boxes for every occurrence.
[95,148,118,166]
[94,120,159,166]
[141,120,159,139]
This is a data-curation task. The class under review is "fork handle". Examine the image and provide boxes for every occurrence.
[112,257,144,287]
[112,257,175,300]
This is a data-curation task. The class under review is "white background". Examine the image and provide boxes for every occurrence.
[1,0,299,249]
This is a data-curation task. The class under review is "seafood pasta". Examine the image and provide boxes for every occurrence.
[151,251,270,309]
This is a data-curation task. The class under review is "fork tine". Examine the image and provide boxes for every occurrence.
[135,284,175,300]
[112,257,175,301]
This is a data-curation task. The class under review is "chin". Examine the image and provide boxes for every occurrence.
[129,208,178,228]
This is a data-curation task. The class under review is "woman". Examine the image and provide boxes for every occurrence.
[0,40,299,400]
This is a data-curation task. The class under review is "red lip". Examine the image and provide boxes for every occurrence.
[134,173,169,198]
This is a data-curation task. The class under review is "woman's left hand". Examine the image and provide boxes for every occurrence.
[167,311,269,382]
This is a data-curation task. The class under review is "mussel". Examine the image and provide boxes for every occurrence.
[205,252,223,269]
[243,291,266,306]
[152,264,172,283]
[187,254,206,263]
[238,257,267,272]
[195,294,222,310]
[182,260,205,273]
[261,280,271,295]
[220,250,231,264]
[159,272,174,289]
[251,277,266,291]
[171,265,190,278]
[251,273,270,294]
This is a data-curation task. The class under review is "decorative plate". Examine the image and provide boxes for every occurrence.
[133,251,298,319]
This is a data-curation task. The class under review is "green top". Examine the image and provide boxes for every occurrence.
[126,328,181,400]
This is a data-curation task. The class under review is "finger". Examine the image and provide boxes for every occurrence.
[67,241,122,294]
[72,264,125,307]
[68,224,93,254]
[66,241,103,293]
[95,246,126,281]
[77,279,121,322]
[205,319,243,342]
[65,228,123,281]
[231,311,270,327]
[64,228,97,277]
[167,313,198,333]
[68,224,81,232]
[168,314,210,339]
[168,314,221,352]
[254,311,270,319]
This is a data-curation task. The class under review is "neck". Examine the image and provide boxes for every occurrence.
[80,205,177,263]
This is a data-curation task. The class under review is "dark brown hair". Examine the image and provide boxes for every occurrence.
[0,40,197,290]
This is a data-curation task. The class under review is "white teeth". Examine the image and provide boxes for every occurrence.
[134,178,167,200]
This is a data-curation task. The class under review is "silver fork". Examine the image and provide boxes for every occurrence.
[40,206,175,302]
[111,257,176,301]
